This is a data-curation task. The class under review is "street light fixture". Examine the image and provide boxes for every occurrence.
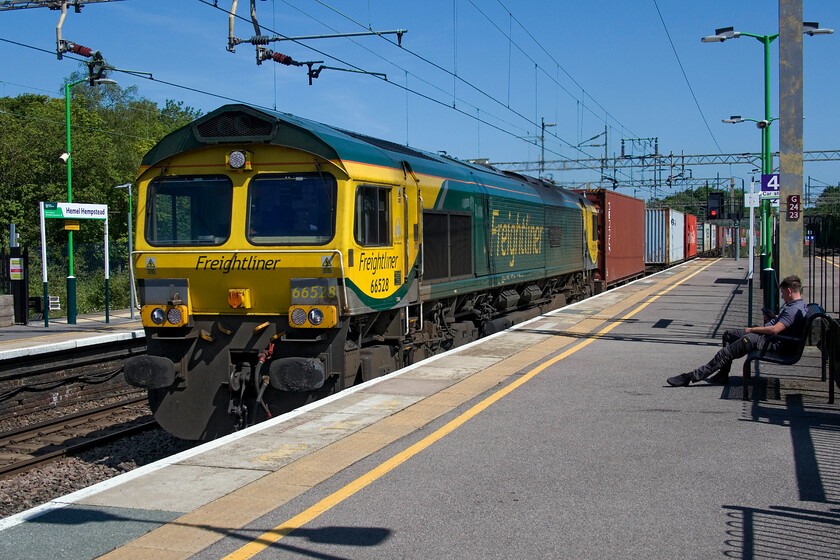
[64,75,117,324]
[113,182,136,320]
[702,22,833,272]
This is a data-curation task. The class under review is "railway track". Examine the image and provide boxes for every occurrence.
[0,397,157,479]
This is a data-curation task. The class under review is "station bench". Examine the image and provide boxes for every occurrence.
[742,303,834,402]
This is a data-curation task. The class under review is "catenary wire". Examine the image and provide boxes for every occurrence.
[0,34,610,176]
[276,0,615,170]
[196,0,613,174]
[652,0,723,154]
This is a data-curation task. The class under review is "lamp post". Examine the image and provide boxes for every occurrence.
[114,182,136,319]
[63,76,116,324]
[702,23,833,274]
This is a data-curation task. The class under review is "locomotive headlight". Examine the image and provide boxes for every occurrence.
[290,307,307,326]
[227,150,251,170]
[166,307,183,325]
[308,308,324,325]
[150,308,166,325]
[288,305,337,329]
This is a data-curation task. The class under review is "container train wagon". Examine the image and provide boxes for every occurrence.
[697,222,725,257]
[573,189,646,292]
[123,104,601,440]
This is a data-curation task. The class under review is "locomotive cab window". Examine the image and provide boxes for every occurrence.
[354,186,391,246]
[247,173,336,245]
[146,175,233,246]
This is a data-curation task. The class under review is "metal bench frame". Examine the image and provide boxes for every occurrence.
[742,303,831,401]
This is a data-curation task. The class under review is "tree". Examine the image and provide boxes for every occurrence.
[0,76,201,254]
[813,185,840,216]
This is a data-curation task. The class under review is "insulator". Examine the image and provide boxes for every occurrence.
[253,35,271,45]
[272,53,294,66]
[70,44,93,57]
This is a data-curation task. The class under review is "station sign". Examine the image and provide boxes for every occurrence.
[745,191,779,209]
[760,174,779,195]
[786,195,801,220]
[9,257,23,280]
[43,202,107,220]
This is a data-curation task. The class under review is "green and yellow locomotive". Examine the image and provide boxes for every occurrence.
[124,104,598,440]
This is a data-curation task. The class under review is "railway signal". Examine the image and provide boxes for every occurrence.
[707,192,724,220]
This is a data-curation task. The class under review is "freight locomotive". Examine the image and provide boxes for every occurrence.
[123,103,606,440]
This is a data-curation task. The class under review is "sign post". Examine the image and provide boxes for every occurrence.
[40,202,110,325]
[760,173,779,271]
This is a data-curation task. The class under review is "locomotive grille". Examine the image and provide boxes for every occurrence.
[449,214,472,277]
[422,212,472,281]
[196,111,273,140]
[423,213,448,280]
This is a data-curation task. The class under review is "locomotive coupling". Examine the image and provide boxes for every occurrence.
[124,355,177,390]
[268,357,326,391]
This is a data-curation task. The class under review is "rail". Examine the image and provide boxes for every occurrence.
[0,397,156,479]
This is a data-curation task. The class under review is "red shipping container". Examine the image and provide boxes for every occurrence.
[685,214,697,258]
[574,189,645,291]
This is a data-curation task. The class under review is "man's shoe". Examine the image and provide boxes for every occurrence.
[707,371,729,384]
[667,373,692,387]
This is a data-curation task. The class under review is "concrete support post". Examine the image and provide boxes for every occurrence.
[779,0,804,280]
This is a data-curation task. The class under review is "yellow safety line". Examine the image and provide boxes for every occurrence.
[816,255,839,269]
[223,259,720,560]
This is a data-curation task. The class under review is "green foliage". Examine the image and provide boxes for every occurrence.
[0,75,201,252]
[26,249,134,317]
[649,186,736,216]
[811,185,840,216]
[2,73,201,316]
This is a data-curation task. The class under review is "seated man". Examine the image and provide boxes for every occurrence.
[667,275,808,387]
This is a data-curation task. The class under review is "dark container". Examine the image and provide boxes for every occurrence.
[574,189,645,292]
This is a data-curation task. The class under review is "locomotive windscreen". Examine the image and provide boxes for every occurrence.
[247,173,337,245]
[146,176,233,246]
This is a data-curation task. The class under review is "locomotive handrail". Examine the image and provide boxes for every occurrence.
[131,249,349,313]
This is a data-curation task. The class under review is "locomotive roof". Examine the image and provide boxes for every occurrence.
[141,103,585,207]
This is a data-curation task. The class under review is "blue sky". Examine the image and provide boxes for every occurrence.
[1,1,838,201]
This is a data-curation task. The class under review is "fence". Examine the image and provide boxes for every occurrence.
[803,215,839,317]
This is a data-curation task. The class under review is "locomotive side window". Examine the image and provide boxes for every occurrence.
[146,176,232,246]
[354,186,390,246]
[247,173,336,245]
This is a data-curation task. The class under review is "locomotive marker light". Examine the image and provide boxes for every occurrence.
[141,303,188,327]
[288,305,337,328]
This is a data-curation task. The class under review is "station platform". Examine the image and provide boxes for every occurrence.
[0,309,143,361]
[1,258,838,559]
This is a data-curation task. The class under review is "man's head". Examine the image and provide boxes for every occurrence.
[779,275,802,303]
